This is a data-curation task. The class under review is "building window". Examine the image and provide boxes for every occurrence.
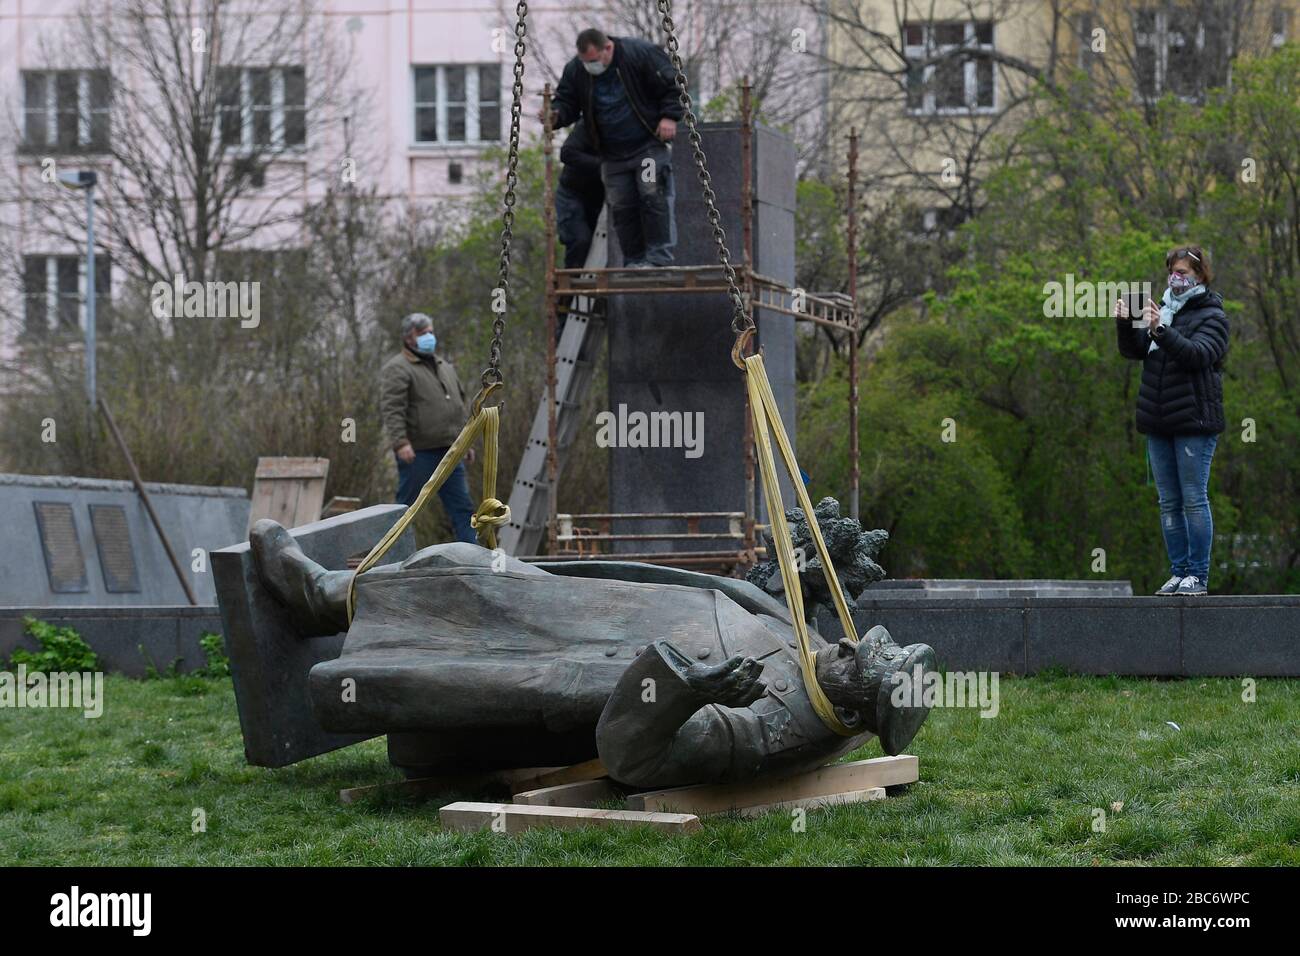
[22,254,111,338]
[448,161,464,185]
[1134,8,1206,101]
[904,21,995,115]
[908,206,967,241]
[412,64,502,144]
[214,247,305,319]
[21,70,111,152]
[216,66,306,149]
[1273,6,1293,47]
[1076,13,1102,73]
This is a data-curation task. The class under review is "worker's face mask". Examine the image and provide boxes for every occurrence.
[582,58,607,76]
[415,331,437,354]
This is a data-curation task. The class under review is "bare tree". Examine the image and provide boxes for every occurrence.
[4,0,357,292]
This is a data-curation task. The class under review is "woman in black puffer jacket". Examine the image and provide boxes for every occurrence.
[1114,245,1229,596]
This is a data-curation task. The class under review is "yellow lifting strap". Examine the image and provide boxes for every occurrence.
[345,401,510,622]
[744,353,861,737]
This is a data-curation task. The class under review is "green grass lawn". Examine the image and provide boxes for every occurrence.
[2,672,1298,866]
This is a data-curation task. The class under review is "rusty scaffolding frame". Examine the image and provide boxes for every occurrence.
[533,78,861,574]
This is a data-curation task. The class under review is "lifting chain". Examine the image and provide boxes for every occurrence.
[480,0,529,400]
[656,0,756,368]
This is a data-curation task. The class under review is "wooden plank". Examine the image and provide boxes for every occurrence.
[339,766,564,805]
[321,496,362,519]
[500,766,567,790]
[515,758,609,793]
[340,776,462,805]
[626,754,918,814]
[733,787,885,818]
[339,771,504,805]
[248,456,330,532]
[513,779,620,808]
[254,457,331,480]
[439,802,700,835]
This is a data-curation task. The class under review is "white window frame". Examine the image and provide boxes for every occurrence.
[21,69,111,152]
[1134,8,1206,102]
[904,21,997,116]
[411,64,502,145]
[218,66,306,151]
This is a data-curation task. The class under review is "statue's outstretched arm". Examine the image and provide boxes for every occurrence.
[595,640,767,788]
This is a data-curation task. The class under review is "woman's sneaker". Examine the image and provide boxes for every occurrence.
[1155,575,1182,596]
[1176,576,1208,596]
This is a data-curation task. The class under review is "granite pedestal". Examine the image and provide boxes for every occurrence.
[606,123,798,554]
[212,504,415,767]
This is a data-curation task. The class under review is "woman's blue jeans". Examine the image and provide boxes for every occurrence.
[1146,433,1218,584]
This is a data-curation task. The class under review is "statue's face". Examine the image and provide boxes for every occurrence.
[813,638,871,711]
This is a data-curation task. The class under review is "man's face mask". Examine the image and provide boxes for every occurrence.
[1168,272,1198,295]
[582,58,608,76]
[415,331,437,354]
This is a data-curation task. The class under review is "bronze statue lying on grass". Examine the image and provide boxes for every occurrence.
[250,507,936,790]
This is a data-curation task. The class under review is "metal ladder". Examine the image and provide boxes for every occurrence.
[499,208,609,556]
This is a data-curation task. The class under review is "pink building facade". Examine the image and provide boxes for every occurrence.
[0,1,824,382]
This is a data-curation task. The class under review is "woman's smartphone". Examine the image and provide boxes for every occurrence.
[1123,291,1146,319]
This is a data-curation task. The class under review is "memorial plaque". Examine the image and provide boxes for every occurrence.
[90,504,141,593]
[33,501,89,593]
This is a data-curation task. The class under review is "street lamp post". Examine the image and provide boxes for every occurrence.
[57,169,99,424]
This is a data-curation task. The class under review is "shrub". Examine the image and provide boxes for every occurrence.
[9,617,100,672]
[196,632,231,679]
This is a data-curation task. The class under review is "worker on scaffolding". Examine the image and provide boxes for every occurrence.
[546,28,681,268]
[556,122,605,270]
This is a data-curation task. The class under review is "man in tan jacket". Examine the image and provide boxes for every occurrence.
[380,313,476,542]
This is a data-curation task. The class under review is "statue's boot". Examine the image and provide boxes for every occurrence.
[855,624,939,756]
[249,519,351,636]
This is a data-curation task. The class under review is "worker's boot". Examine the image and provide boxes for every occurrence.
[249,519,351,636]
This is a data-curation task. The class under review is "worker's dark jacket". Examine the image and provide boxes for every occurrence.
[1116,289,1229,436]
[558,121,604,199]
[552,36,684,156]
[379,348,468,451]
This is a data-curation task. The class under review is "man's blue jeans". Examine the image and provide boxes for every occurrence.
[601,141,675,266]
[395,447,476,544]
[1146,433,1218,584]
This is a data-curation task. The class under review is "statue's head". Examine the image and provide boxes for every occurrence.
[814,627,937,755]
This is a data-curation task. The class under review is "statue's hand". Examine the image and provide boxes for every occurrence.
[684,656,766,707]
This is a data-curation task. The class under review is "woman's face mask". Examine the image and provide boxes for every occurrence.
[1168,272,1198,295]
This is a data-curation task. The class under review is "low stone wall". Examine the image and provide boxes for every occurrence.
[822,594,1300,677]
[0,473,249,606]
[0,605,223,677]
[7,593,1296,682]
[861,579,1134,599]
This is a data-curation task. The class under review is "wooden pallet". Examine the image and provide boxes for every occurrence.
[425,755,919,835]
